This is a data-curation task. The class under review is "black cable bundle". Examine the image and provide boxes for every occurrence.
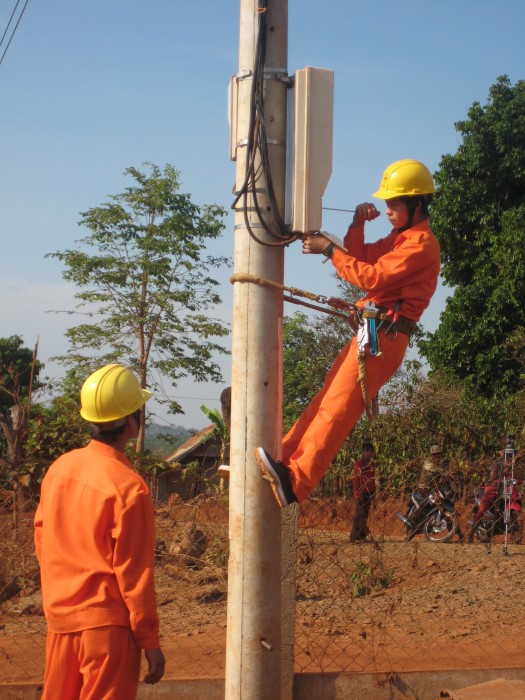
[231,0,296,247]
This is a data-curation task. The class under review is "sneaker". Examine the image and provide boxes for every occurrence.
[255,448,297,508]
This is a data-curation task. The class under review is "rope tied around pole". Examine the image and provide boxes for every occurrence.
[230,272,330,303]
[231,271,379,420]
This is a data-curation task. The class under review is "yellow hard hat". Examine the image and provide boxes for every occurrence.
[80,364,153,423]
[373,159,436,199]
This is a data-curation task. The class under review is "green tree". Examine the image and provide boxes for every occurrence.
[48,163,231,454]
[0,336,42,468]
[26,368,88,479]
[0,336,42,533]
[420,76,525,396]
[200,404,229,465]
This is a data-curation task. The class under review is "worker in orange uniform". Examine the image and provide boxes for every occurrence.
[256,159,441,507]
[34,364,165,699]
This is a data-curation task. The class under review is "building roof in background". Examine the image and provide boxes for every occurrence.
[165,424,216,465]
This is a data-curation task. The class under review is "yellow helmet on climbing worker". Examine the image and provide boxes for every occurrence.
[80,364,153,424]
[373,159,436,232]
[373,159,436,200]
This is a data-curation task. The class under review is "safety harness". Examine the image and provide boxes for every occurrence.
[230,272,417,420]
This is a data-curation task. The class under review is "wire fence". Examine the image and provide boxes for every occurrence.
[1,474,525,686]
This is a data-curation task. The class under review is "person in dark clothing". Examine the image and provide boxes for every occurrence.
[350,442,376,542]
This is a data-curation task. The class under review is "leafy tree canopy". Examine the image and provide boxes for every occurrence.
[47,163,232,453]
[0,336,41,414]
[420,76,525,396]
[0,336,42,476]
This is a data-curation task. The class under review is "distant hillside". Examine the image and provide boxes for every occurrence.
[145,423,197,456]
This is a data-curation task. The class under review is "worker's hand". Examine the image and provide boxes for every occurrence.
[301,233,330,255]
[351,202,381,227]
[143,647,166,684]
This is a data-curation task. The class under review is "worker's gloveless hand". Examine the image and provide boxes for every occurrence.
[351,202,381,227]
[143,647,166,684]
[301,233,330,255]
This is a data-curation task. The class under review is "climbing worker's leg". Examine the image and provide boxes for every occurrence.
[282,331,409,503]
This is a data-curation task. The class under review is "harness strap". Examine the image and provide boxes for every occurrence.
[392,316,418,337]
[362,307,418,337]
[283,295,356,323]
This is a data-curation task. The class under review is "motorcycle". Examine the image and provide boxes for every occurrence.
[469,479,523,544]
[397,479,459,542]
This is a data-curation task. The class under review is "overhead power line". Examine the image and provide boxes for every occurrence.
[0,0,31,67]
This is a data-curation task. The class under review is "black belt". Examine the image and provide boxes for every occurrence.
[360,307,418,337]
[389,315,418,337]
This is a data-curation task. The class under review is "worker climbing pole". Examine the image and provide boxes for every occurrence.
[255,159,441,507]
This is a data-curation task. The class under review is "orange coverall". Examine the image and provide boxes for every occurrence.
[282,219,440,503]
[34,439,160,700]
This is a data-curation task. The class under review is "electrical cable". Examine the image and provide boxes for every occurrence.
[0,0,22,50]
[0,0,30,66]
[231,2,355,245]
[231,0,296,248]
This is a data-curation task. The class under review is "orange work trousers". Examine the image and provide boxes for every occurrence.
[282,329,409,503]
[41,626,141,700]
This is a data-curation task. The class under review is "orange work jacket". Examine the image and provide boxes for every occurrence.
[332,219,441,322]
[34,440,160,650]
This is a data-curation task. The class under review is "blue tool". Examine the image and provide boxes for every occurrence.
[369,317,378,355]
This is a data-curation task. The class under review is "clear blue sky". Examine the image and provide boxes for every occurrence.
[1,1,524,428]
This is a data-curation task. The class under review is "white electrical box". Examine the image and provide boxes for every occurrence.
[285,67,334,234]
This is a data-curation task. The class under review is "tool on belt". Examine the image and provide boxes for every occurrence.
[356,301,418,419]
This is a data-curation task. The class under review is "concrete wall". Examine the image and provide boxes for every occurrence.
[2,669,525,700]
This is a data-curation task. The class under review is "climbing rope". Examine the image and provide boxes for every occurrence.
[358,353,379,420]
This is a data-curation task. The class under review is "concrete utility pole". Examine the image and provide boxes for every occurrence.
[225,0,289,698]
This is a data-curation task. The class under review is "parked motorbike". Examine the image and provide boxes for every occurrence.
[397,479,459,542]
[469,479,523,544]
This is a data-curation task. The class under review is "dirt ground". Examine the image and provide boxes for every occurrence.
[1,497,524,685]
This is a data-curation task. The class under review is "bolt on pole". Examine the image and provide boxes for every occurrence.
[225,1,289,699]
